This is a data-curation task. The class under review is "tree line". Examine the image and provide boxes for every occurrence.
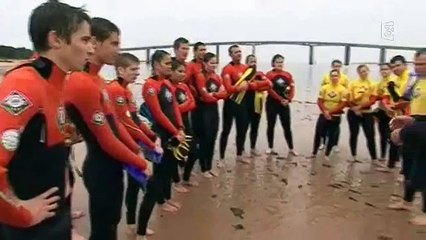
[0,45,32,60]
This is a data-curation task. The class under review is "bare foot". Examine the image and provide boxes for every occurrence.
[217,160,225,169]
[183,180,199,187]
[126,225,137,240]
[167,200,182,209]
[203,171,213,178]
[410,214,426,226]
[388,201,413,211]
[72,229,87,240]
[146,228,155,236]
[161,203,178,213]
[237,156,250,164]
[376,167,392,173]
[174,184,189,193]
[209,170,219,177]
[71,210,85,220]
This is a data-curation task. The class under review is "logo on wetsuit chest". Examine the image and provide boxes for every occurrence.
[177,92,187,103]
[0,91,33,116]
[56,106,66,131]
[92,111,105,126]
[115,96,126,105]
[327,91,337,98]
[164,89,173,102]
[1,129,20,151]
[275,78,286,87]
[207,82,218,92]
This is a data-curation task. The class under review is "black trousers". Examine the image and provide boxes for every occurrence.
[312,114,341,156]
[199,102,220,172]
[347,110,377,159]
[401,121,426,212]
[245,91,262,150]
[265,98,294,150]
[83,158,124,240]
[376,109,400,168]
[2,198,72,240]
[155,147,175,204]
[219,99,249,159]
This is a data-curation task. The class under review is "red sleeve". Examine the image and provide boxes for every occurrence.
[194,73,217,103]
[317,98,326,113]
[178,84,196,113]
[106,84,155,150]
[381,95,391,106]
[221,65,238,94]
[125,90,157,140]
[142,80,179,136]
[0,74,42,227]
[249,72,271,91]
[65,74,147,171]
[287,72,295,101]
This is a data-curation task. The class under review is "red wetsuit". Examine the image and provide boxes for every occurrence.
[142,76,183,138]
[266,69,295,102]
[194,71,227,104]
[64,63,147,171]
[221,62,248,95]
[106,78,157,150]
[0,57,71,237]
[186,59,203,97]
[170,82,196,129]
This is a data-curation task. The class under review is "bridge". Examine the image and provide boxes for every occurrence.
[121,40,422,65]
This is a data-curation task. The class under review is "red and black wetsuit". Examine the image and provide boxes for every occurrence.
[0,57,71,240]
[64,62,147,240]
[138,75,183,234]
[105,78,158,233]
[195,71,227,172]
[106,78,157,149]
[170,82,197,183]
[265,69,296,150]
[219,62,249,159]
[245,71,271,151]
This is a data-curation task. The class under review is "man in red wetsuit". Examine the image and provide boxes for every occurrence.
[64,18,151,240]
[106,52,161,238]
[219,45,250,166]
[0,1,92,239]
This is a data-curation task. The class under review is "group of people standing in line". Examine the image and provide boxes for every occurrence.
[0,1,425,240]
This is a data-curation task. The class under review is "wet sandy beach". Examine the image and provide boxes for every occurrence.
[71,102,426,240]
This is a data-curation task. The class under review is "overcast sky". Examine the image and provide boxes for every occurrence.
[0,0,424,64]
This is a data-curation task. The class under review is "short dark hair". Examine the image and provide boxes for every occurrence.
[115,53,139,69]
[415,48,426,57]
[357,64,369,72]
[245,54,256,64]
[203,52,216,63]
[271,54,284,66]
[151,50,170,70]
[173,37,189,50]
[390,55,407,64]
[331,59,342,66]
[91,17,120,42]
[379,63,391,68]
[193,42,206,52]
[171,58,184,71]
[228,45,239,55]
[29,0,91,52]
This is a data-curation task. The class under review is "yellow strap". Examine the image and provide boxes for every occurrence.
[230,67,255,104]
[254,91,264,114]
